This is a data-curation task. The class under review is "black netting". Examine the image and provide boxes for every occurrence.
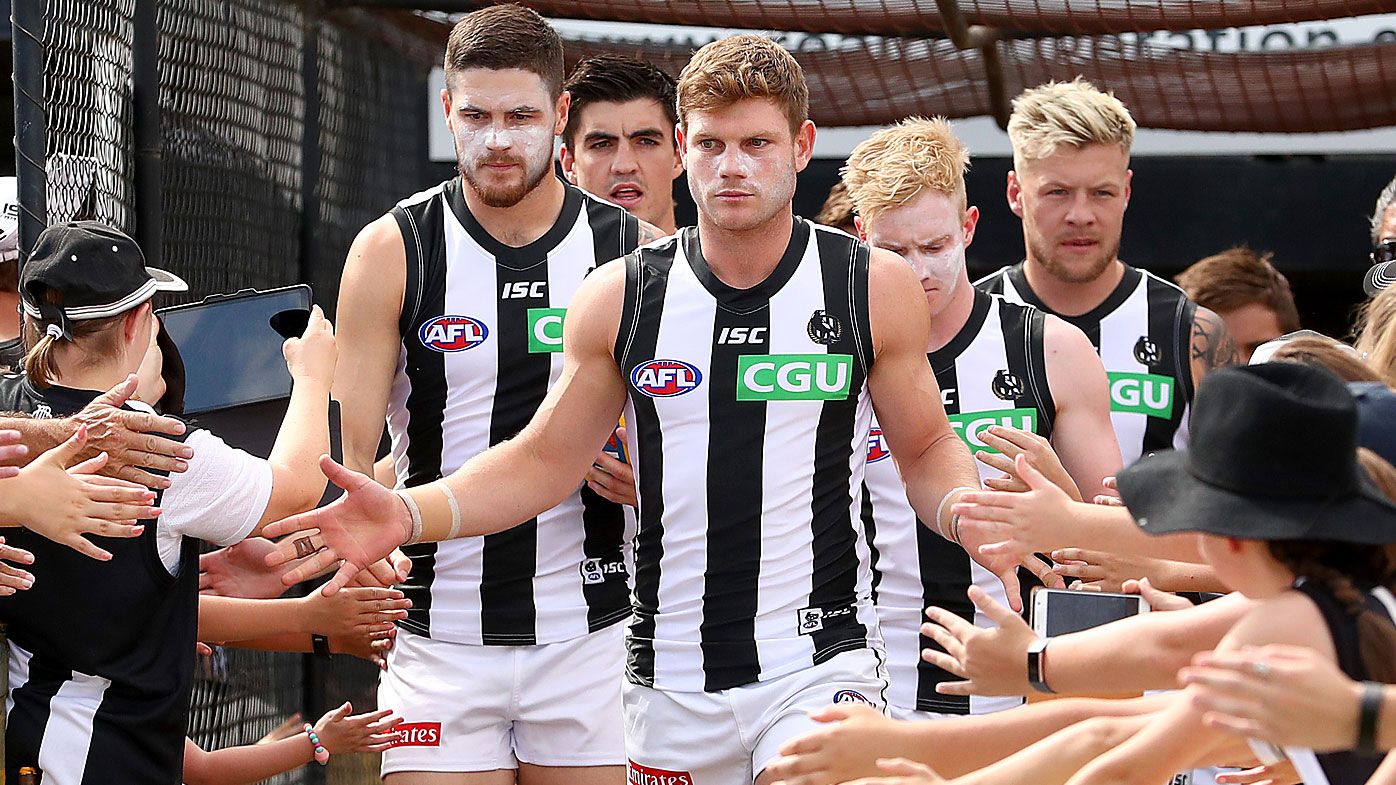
[41,0,136,229]
[188,647,306,785]
[156,0,306,304]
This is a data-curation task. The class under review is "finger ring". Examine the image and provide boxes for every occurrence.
[1251,661,1271,679]
[294,536,318,559]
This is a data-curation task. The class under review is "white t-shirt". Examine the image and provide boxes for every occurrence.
[154,427,273,572]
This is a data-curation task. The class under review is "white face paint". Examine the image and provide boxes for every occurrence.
[864,188,973,317]
[443,68,560,208]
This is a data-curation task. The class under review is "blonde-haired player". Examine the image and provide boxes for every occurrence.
[843,117,1120,720]
[979,78,1236,466]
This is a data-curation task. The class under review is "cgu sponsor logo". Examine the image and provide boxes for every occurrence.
[419,315,489,352]
[628,761,694,785]
[631,360,703,398]
[947,408,1038,453]
[1107,371,1174,418]
[866,427,891,463]
[527,307,566,353]
[388,722,442,747]
[736,354,853,401]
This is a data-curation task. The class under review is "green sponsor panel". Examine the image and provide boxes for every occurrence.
[1107,371,1174,417]
[527,307,566,353]
[947,408,1038,453]
[736,354,853,401]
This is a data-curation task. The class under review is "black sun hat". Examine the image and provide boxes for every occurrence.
[20,221,186,340]
[1117,362,1396,544]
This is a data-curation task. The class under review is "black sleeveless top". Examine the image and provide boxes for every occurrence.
[1293,579,1396,785]
[0,376,196,783]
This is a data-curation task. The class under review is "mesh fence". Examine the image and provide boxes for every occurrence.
[40,0,137,229]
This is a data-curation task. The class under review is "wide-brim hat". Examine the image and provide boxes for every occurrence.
[1118,362,1396,544]
[1366,260,1395,296]
[20,221,186,340]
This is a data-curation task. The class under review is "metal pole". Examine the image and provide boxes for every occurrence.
[132,0,163,267]
[12,0,45,263]
[298,9,320,293]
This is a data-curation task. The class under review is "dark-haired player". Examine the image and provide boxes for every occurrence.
[332,6,662,784]
[560,55,683,235]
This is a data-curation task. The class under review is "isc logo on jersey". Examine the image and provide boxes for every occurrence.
[736,354,852,401]
[866,427,890,463]
[631,360,703,398]
[419,315,489,352]
[947,408,1037,453]
[1107,371,1173,418]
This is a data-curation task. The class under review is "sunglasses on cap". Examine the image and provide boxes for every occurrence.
[1373,239,1396,266]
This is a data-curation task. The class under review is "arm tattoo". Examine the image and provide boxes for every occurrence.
[1191,308,1240,372]
[637,220,667,246]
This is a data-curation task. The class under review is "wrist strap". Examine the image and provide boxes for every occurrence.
[311,634,331,660]
[935,486,976,544]
[1028,638,1055,694]
[1358,681,1385,754]
[439,483,462,540]
[304,723,330,765]
[394,490,424,545]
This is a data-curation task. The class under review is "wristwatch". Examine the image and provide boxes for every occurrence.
[1027,637,1054,694]
[311,633,332,660]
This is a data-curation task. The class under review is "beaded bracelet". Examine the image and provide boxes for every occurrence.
[304,723,330,765]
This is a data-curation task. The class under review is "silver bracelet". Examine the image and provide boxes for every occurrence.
[439,483,462,540]
[935,486,977,544]
[394,489,424,545]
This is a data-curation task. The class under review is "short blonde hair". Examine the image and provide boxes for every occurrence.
[677,34,808,134]
[1008,77,1136,166]
[841,117,969,224]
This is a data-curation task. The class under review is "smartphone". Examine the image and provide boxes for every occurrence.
[1029,587,1150,637]
[157,285,313,415]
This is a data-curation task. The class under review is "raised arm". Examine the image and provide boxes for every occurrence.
[862,248,1030,608]
[332,216,405,476]
[264,260,631,591]
[1040,316,1121,502]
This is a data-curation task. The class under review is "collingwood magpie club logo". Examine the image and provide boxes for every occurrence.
[807,310,843,345]
[1134,335,1161,366]
[991,369,1023,401]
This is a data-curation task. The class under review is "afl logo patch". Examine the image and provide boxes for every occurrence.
[833,689,874,705]
[631,359,703,398]
[1134,336,1161,366]
[992,370,1023,401]
[866,427,891,463]
[807,310,843,345]
[419,315,489,352]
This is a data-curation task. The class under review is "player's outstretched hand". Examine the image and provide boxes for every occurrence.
[953,453,1081,560]
[329,625,396,670]
[72,374,193,488]
[844,757,946,785]
[1,425,163,561]
[0,536,35,594]
[263,455,410,595]
[311,702,403,755]
[975,425,1083,502]
[922,585,1036,697]
[765,703,916,785]
[1180,645,1365,752]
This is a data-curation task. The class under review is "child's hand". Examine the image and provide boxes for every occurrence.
[311,702,403,754]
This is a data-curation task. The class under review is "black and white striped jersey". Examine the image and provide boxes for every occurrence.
[977,262,1195,465]
[388,177,640,646]
[0,380,193,783]
[862,289,1054,715]
[616,219,880,693]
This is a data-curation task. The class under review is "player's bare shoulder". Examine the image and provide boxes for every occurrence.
[339,213,407,316]
[1041,312,1099,366]
[866,246,930,351]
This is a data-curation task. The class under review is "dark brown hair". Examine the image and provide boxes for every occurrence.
[814,181,857,234]
[562,56,677,150]
[1176,247,1301,333]
[444,4,564,97]
[1266,448,1396,684]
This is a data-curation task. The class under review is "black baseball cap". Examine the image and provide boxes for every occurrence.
[20,221,186,339]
